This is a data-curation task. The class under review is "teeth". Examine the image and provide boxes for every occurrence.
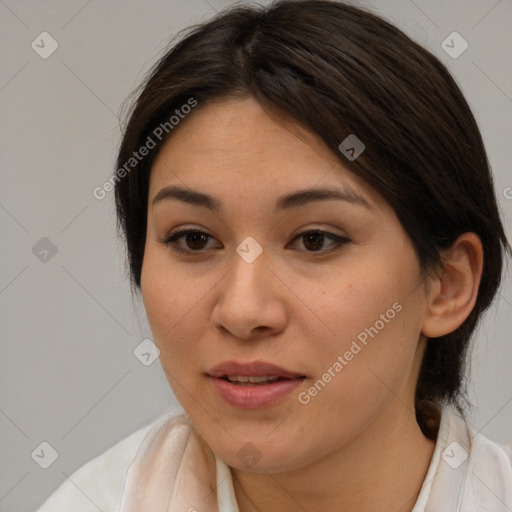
[225,375,281,384]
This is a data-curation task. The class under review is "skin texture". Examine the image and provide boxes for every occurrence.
[140,95,483,512]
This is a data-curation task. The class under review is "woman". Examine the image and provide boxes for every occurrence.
[37,0,512,510]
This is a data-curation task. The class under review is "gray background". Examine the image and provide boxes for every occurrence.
[0,0,511,510]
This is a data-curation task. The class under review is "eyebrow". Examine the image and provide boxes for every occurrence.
[152,185,372,211]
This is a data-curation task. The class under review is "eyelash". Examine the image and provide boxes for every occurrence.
[161,229,350,256]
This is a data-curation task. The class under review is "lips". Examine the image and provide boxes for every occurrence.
[207,360,306,380]
[206,360,307,409]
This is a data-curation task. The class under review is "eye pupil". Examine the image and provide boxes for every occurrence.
[186,232,208,250]
[303,232,324,251]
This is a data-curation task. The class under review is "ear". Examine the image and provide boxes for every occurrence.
[421,233,484,338]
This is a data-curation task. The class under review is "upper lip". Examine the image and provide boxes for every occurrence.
[207,360,306,379]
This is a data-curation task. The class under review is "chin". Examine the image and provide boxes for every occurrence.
[208,432,313,475]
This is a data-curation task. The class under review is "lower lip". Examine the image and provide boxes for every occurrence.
[208,376,305,410]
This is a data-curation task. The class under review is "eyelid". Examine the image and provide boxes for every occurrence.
[161,228,220,253]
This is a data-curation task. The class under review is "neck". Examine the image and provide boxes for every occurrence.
[232,402,437,512]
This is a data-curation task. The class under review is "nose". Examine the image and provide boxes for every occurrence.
[211,248,288,340]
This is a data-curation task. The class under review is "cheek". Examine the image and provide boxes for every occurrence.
[311,250,415,345]
[303,246,424,399]
[296,302,423,460]
[141,253,212,408]
[140,248,202,360]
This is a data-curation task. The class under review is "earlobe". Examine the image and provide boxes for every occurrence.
[421,233,483,338]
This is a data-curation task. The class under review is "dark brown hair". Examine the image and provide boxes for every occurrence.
[114,0,510,427]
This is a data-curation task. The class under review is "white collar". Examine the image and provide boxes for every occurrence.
[120,406,512,511]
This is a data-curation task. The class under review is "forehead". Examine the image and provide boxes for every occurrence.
[148,96,382,208]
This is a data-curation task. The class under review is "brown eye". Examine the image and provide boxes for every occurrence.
[302,232,325,251]
[291,230,350,253]
[183,232,210,250]
[163,230,218,253]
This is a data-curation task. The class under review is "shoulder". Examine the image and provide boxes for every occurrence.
[466,423,512,508]
[414,406,512,511]
[35,408,190,512]
[444,408,512,510]
[470,426,512,469]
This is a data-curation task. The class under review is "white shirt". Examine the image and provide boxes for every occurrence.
[35,405,512,511]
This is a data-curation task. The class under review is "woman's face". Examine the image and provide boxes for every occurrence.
[141,95,431,473]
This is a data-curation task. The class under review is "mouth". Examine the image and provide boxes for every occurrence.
[206,360,307,409]
[207,360,306,380]
[216,375,305,385]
